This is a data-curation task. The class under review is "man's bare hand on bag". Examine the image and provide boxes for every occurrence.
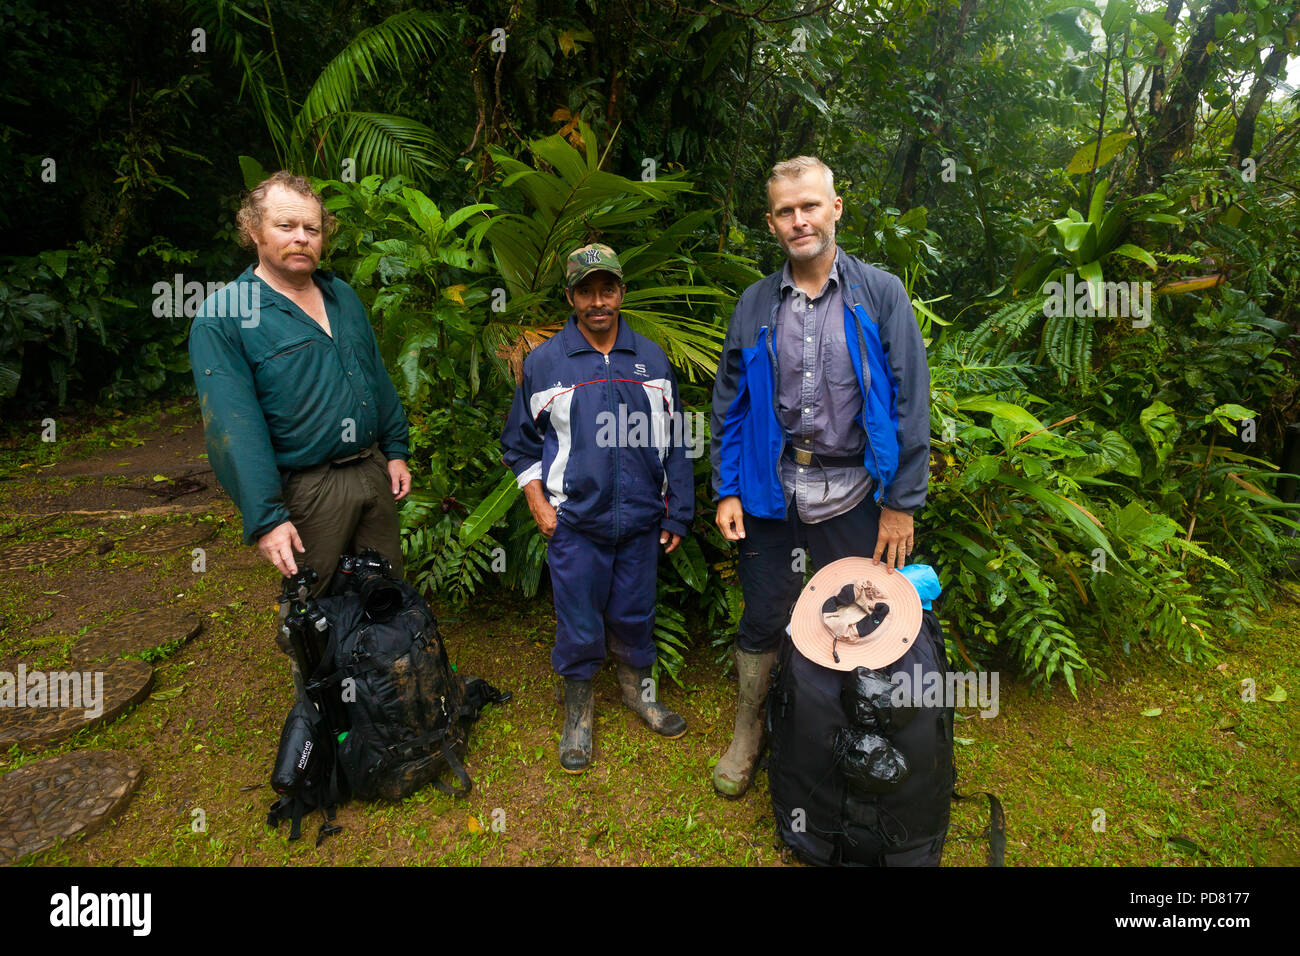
[873,506,915,572]
[258,521,305,576]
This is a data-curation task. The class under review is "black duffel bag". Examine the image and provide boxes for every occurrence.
[767,608,955,867]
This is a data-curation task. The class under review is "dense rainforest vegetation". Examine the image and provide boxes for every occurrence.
[3,0,1298,689]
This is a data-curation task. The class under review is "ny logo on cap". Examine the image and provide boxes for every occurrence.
[583,249,601,264]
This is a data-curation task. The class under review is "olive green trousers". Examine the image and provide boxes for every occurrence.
[274,444,405,699]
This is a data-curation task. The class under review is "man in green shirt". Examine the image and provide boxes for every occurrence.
[188,172,411,668]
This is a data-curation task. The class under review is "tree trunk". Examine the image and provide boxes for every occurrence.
[1230,8,1300,165]
[892,0,977,211]
[1137,0,1239,193]
[1147,0,1185,115]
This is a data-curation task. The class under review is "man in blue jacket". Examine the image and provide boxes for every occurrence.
[501,244,694,773]
[709,157,931,797]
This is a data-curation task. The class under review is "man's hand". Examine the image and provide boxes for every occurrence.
[873,506,915,572]
[660,531,682,554]
[258,521,306,577]
[388,458,411,500]
[715,495,746,541]
[522,479,557,538]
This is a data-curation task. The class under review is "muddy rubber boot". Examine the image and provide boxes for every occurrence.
[712,647,778,798]
[616,663,687,739]
[559,678,594,773]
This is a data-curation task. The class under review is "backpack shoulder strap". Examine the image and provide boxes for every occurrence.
[459,676,511,720]
[951,789,1006,866]
[430,746,473,798]
[267,796,307,842]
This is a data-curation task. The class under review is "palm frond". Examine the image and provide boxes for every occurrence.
[323,111,447,181]
[295,10,448,141]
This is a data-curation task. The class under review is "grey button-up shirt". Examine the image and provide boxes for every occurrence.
[774,251,874,523]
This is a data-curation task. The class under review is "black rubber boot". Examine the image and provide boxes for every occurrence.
[617,663,687,739]
[559,678,594,773]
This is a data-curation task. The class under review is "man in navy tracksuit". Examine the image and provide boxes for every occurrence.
[501,243,694,773]
[709,157,932,797]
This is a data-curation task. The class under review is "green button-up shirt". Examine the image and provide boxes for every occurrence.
[188,265,409,545]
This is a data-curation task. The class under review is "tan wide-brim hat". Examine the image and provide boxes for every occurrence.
[790,557,924,672]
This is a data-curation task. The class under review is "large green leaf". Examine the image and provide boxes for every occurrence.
[1013,251,1059,294]
[1139,401,1181,469]
[459,472,522,547]
[1066,430,1141,478]
[1087,178,1108,227]
[238,154,267,190]
[1053,219,1098,266]
[668,534,708,593]
[0,361,21,397]
[1112,501,1181,549]
[1107,243,1157,271]
[1077,260,1104,311]
[1204,403,1256,436]
[295,10,447,139]
[401,186,445,239]
[1045,8,1095,52]
[956,397,1045,436]
[999,473,1116,559]
[1066,134,1134,175]
[329,111,445,180]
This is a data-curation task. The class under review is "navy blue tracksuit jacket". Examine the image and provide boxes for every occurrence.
[501,314,694,543]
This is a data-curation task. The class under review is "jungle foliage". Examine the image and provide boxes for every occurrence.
[4,0,1299,688]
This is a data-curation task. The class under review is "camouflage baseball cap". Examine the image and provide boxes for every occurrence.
[565,243,624,287]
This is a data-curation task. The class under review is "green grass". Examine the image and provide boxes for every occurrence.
[1,400,1296,867]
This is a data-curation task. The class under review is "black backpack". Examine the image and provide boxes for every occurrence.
[268,552,508,842]
[767,609,956,867]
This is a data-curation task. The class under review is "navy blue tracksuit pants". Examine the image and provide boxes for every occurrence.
[546,520,660,680]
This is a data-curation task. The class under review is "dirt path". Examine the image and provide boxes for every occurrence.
[4,407,226,516]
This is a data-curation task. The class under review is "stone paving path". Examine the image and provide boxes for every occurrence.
[0,659,155,751]
[0,750,144,864]
[1,405,225,862]
[0,537,85,571]
[115,519,217,555]
[71,605,203,666]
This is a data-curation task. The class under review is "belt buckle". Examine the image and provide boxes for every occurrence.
[793,447,814,466]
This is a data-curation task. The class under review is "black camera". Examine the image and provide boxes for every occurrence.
[334,549,402,622]
[337,549,391,579]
